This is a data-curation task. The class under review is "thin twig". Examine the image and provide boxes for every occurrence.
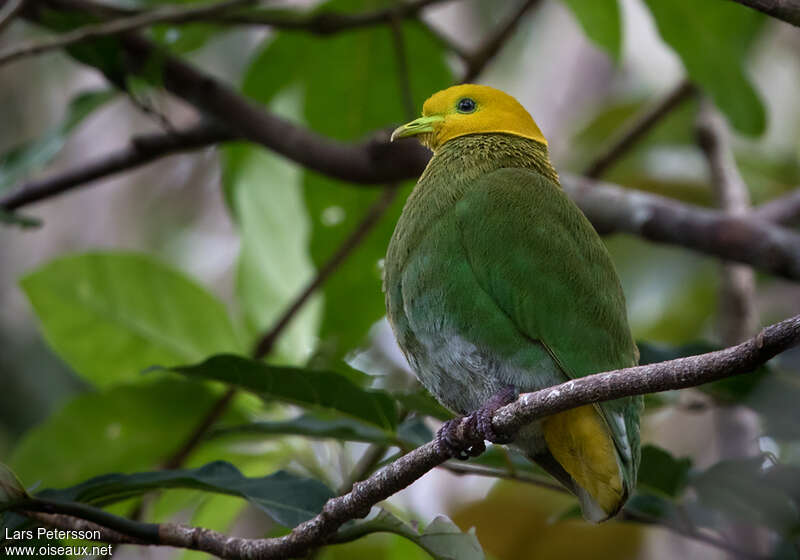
[37,0,454,34]
[159,187,400,469]
[696,95,764,556]
[440,462,566,493]
[389,14,415,121]
[696,97,758,344]
[753,187,800,225]
[218,0,453,33]
[0,120,232,211]
[161,387,237,469]
[0,0,254,68]
[584,79,696,179]
[0,0,26,35]
[461,0,543,83]
[9,313,800,558]
[621,509,766,560]
[728,0,800,27]
[253,187,398,358]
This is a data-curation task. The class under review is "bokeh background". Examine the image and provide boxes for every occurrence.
[1,0,800,558]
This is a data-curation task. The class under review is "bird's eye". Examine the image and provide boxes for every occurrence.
[456,97,477,113]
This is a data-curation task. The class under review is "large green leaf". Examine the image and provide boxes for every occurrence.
[339,510,485,560]
[562,0,621,60]
[8,380,238,488]
[0,464,27,507]
[637,444,691,498]
[172,354,398,429]
[212,412,397,445]
[642,0,766,135]
[0,90,116,192]
[242,0,453,360]
[36,461,333,529]
[224,89,320,364]
[21,252,243,386]
[691,458,800,533]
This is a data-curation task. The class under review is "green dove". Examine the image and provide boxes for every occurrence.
[384,84,641,522]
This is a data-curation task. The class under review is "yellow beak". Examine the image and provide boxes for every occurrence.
[390,115,444,142]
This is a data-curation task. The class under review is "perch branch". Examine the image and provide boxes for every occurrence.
[12,314,800,559]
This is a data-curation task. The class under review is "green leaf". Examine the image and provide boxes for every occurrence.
[242,0,453,360]
[642,0,766,135]
[0,209,42,229]
[212,412,397,445]
[0,89,116,192]
[637,445,691,497]
[392,389,454,422]
[172,354,398,429]
[37,461,333,529]
[562,0,621,60]
[691,458,800,532]
[224,89,320,364]
[21,252,242,386]
[340,510,485,560]
[8,379,239,488]
[0,464,28,507]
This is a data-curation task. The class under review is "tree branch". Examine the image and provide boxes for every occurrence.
[252,187,398,358]
[728,0,800,27]
[11,313,800,558]
[0,0,25,35]
[753,187,800,225]
[0,0,254,68]
[560,173,800,281]
[0,120,232,211]
[584,79,696,179]
[461,0,543,83]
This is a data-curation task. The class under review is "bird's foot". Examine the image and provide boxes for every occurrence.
[435,416,485,460]
[435,387,518,459]
[475,386,517,445]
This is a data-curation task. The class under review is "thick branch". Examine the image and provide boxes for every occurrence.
[728,0,800,27]
[10,314,800,559]
[584,79,696,179]
[561,173,800,281]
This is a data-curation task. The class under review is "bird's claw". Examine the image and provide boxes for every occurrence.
[476,386,517,444]
[435,387,517,459]
[435,417,485,460]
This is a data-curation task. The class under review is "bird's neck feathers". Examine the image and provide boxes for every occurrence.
[420,133,559,189]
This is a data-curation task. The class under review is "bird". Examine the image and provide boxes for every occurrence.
[384,84,641,522]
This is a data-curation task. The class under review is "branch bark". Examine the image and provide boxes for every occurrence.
[12,313,800,559]
[753,187,800,225]
[728,0,800,27]
[0,0,253,67]
[461,0,542,83]
[0,120,232,211]
[561,173,800,281]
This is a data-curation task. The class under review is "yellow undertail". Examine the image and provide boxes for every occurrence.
[543,405,623,518]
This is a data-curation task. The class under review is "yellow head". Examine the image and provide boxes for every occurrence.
[390,84,546,151]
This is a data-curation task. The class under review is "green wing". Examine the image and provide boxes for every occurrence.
[453,168,641,485]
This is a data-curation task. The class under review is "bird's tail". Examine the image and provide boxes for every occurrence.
[526,405,627,522]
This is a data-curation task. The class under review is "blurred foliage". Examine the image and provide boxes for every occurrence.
[0,89,115,193]
[2,0,800,558]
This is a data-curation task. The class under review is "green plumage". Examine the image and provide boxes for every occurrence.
[384,133,641,519]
